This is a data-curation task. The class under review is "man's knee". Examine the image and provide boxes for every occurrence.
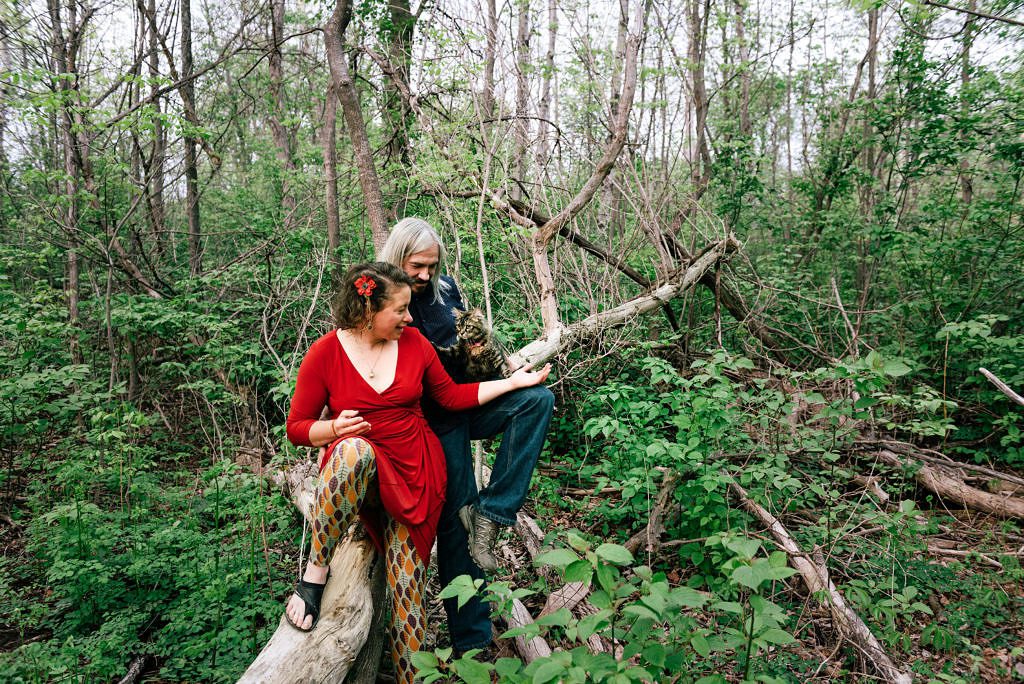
[521,385,555,415]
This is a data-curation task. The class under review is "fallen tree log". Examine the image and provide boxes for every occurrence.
[871,449,1024,519]
[728,482,912,684]
[859,438,1024,489]
[623,467,677,556]
[239,462,376,684]
[514,512,610,655]
[510,235,741,368]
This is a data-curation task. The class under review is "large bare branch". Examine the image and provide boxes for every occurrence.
[980,367,1024,407]
[510,234,740,368]
[529,0,652,333]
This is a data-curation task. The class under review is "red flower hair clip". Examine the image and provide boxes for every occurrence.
[355,275,377,298]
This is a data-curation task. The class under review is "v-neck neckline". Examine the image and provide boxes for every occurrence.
[336,330,398,396]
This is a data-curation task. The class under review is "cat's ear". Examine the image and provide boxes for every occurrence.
[451,307,461,318]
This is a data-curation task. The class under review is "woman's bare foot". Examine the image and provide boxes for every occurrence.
[286,563,329,630]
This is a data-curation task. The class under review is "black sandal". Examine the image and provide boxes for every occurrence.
[287,573,329,632]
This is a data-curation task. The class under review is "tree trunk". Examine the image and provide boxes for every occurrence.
[687,0,711,210]
[181,0,202,275]
[48,0,88,365]
[959,0,976,206]
[534,0,557,175]
[0,12,10,197]
[480,0,498,121]
[268,0,296,213]
[323,82,341,254]
[511,0,531,201]
[382,0,415,172]
[146,0,166,259]
[324,0,390,254]
[733,0,751,137]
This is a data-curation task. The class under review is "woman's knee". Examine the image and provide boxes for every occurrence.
[328,436,376,473]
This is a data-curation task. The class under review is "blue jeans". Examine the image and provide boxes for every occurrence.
[432,385,555,651]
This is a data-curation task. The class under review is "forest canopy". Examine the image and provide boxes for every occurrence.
[1,0,1022,681]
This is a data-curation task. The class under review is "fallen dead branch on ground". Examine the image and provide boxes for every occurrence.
[868,449,1024,519]
[623,467,677,556]
[514,512,611,655]
[728,482,913,684]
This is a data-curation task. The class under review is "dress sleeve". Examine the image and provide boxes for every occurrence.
[286,339,330,447]
[419,330,480,410]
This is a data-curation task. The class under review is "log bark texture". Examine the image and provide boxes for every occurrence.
[873,449,1024,519]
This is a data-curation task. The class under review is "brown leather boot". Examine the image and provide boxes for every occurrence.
[459,505,499,572]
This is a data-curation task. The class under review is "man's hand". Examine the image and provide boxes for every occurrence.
[508,362,552,389]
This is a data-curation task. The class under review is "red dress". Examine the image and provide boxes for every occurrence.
[286,326,480,563]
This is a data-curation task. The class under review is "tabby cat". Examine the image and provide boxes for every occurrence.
[438,307,510,381]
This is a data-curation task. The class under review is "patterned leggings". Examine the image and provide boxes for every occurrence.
[311,438,426,684]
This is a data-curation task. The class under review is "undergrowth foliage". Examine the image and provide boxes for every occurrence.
[0,259,302,683]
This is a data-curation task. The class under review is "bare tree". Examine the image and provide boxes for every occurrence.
[481,0,498,120]
[182,0,202,275]
[959,0,977,206]
[382,0,415,173]
[511,0,531,200]
[47,0,92,364]
[322,81,341,253]
[145,0,166,258]
[534,0,557,175]
[268,0,296,213]
[325,0,390,253]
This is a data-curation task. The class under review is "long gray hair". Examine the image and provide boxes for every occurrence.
[377,217,450,304]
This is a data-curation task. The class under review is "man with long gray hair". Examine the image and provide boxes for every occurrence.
[379,217,555,655]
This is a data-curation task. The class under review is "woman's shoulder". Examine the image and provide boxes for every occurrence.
[305,329,341,360]
[400,325,426,345]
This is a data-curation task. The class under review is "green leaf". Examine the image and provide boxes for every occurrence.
[563,559,594,585]
[532,656,568,683]
[595,543,634,565]
[536,607,572,627]
[883,359,912,377]
[410,650,439,670]
[758,628,796,645]
[453,657,494,684]
[691,633,711,656]
[577,609,612,640]
[534,548,580,568]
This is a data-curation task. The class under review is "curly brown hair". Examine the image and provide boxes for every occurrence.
[332,262,416,330]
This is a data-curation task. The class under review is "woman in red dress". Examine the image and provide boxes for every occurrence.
[283,262,549,682]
